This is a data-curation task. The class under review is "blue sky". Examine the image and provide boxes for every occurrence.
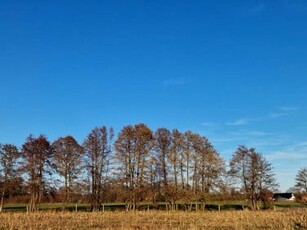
[1,0,306,191]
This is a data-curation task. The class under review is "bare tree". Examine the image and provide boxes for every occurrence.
[295,167,307,193]
[148,155,159,204]
[114,125,135,209]
[229,146,278,210]
[229,145,250,193]
[169,129,184,192]
[153,128,172,193]
[193,135,224,193]
[0,144,20,212]
[22,135,52,212]
[52,135,83,207]
[83,126,114,211]
[134,123,153,194]
[165,129,184,210]
[114,123,153,210]
[183,131,194,190]
[178,132,225,209]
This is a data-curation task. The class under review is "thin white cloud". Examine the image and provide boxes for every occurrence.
[293,141,307,148]
[226,118,251,126]
[269,112,285,118]
[209,129,291,154]
[267,151,307,161]
[269,106,300,119]
[279,106,300,112]
[163,78,188,86]
[267,141,307,161]
[201,122,216,127]
[246,131,270,137]
[212,136,244,144]
[226,130,270,137]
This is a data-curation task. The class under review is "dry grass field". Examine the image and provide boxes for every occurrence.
[0,209,306,229]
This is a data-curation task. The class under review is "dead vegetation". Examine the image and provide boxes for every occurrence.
[0,209,306,229]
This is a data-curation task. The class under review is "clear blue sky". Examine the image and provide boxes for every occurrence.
[1,0,306,192]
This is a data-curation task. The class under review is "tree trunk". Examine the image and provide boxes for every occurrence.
[0,191,4,212]
[63,174,68,209]
[250,193,257,210]
[186,156,190,189]
[0,181,6,212]
[30,192,38,212]
[174,165,178,191]
[180,162,185,189]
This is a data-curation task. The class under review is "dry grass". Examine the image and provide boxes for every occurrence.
[0,209,306,229]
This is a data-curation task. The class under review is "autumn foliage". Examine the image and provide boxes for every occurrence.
[0,123,288,211]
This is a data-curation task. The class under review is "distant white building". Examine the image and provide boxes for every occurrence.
[273,193,296,201]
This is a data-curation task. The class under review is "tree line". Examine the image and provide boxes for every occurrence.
[0,123,305,212]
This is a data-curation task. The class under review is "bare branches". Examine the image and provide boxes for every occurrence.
[83,126,114,211]
[295,167,307,193]
[21,135,52,212]
[52,135,83,207]
[229,146,278,210]
[0,144,20,212]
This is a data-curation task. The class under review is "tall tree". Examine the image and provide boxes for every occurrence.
[114,125,135,206]
[0,144,20,212]
[295,167,307,193]
[176,131,225,209]
[134,123,153,191]
[229,146,278,210]
[114,123,153,210]
[229,145,250,193]
[22,135,52,212]
[192,135,224,193]
[183,131,194,190]
[52,135,83,207]
[83,126,114,211]
[169,129,184,192]
[153,128,172,190]
[163,129,184,210]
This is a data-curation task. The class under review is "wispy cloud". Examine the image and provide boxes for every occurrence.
[226,118,252,126]
[269,112,285,118]
[267,151,307,161]
[210,129,289,150]
[269,141,307,192]
[279,106,300,112]
[269,106,300,119]
[246,131,270,137]
[267,141,307,161]
[226,130,263,137]
[201,122,217,127]
[163,78,188,86]
[212,136,244,144]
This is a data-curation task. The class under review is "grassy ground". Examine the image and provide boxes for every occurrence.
[0,209,306,229]
[2,201,307,212]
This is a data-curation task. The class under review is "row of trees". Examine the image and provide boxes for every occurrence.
[0,123,304,211]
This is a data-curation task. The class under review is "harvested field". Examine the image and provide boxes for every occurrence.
[0,209,306,229]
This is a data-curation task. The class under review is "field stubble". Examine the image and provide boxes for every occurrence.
[0,209,306,230]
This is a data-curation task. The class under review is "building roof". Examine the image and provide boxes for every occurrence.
[273,193,295,199]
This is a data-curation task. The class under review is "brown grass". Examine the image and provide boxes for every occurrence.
[0,209,306,229]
